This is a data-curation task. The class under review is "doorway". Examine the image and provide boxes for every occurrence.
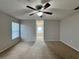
[36,20,44,41]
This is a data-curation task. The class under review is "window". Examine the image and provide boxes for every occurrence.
[12,22,20,40]
[37,27,43,33]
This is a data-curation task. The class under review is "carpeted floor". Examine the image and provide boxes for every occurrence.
[0,40,63,59]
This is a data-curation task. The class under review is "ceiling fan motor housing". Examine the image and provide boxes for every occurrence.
[36,5,43,10]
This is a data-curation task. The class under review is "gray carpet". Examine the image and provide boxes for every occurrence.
[0,40,62,59]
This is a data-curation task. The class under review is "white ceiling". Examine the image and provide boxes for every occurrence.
[0,0,79,20]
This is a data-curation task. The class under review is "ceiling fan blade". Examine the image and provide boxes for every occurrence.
[29,13,35,16]
[43,11,53,15]
[44,3,51,9]
[74,6,79,10]
[29,11,38,16]
[26,6,36,10]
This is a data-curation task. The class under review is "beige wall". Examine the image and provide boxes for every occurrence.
[60,13,79,51]
[21,20,36,42]
[0,12,20,53]
[44,20,60,41]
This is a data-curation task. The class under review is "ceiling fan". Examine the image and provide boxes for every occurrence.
[26,2,53,17]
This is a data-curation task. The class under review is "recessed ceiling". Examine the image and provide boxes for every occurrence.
[0,0,79,20]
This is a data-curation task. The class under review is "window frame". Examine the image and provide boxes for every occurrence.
[11,21,20,40]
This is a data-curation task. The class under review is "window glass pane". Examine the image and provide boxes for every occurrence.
[37,27,43,32]
[12,22,19,39]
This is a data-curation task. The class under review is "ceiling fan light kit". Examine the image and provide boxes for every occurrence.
[37,12,43,16]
